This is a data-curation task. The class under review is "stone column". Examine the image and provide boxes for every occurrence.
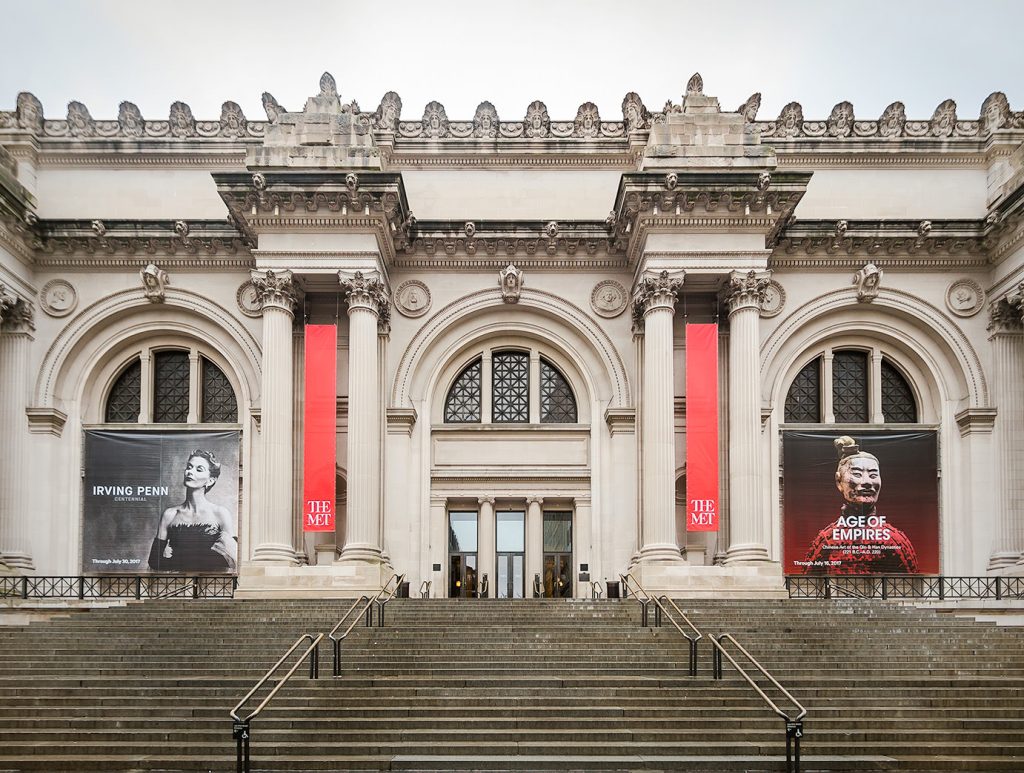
[634,270,684,562]
[724,270,772,564]
[429,495,447,598]
[574,495,592,598]
[339,271,388,564]
[527,496,544,596]
[0,291,34,571]
[250,270,299,563]
[988,291,1024,569]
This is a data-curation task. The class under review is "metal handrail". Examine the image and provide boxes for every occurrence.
[619,573,702,676]
[419,579,431,598]
[328,573,404,676]
[230,632,323,773]
[590,580,603,599]
[710,633,807,772]
[376,572,407,625]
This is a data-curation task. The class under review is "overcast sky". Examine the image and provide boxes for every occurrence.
[2,0,1022,123]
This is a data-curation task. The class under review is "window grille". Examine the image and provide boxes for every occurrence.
[444,358,482,423]
[540,359,577,423]
[832,350,868,423]
[784,358,821,423]
[492,351,529,423]
[881,359,917,423]
[153,350,190,423]
[105,358,141,422]
[201,357,238,423]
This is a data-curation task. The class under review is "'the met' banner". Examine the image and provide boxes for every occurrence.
[685,324,719,531]
[303,325,337,532]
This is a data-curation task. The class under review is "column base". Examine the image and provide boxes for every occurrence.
[0,552,35,572]
[989,551,1022,571]
[723,542,772,564]
[628,561,787,598]
[338,542,385,563]
[251,543,300,564]
[636,543,684,563]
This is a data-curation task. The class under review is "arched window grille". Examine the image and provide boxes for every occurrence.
[201,357,238,423]
[105,358,142,423]
[540,358,577,423]
[492,351,530,423]
[444,358,482,423]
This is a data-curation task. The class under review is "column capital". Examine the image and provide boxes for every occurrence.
[477,495,496,506]
[988,287,1024,334]
[631,270,684,326]
[0,287,34,334]
[527,496,544,506]
[250,269,297,315]
[339,270,390,324]
[726,269,772,315]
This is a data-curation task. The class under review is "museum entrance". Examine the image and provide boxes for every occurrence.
[448,511,478,598]
[495,510,525,598]
[542,511,573,598]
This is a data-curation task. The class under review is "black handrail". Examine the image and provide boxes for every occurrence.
[229,632,323,773]
[619,573,702,676]
[785,574,1024,600]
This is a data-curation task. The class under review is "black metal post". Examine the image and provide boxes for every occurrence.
[712,645,722,680]
[192,577,200,599]
[309,643,319,679]
[377,601,385,627]
[823,577,831,600]
[233,719,250,773]
[20,576,28,600]
[938,576,945,600]
[881,577,888,600]
[333,640,341,677]
[654,604,662,627]
[640,601,648,627]
[689,640,697,677]
[78,576,85,600]
[786,720,803,773]
[365,603,373,627]
[135,576,142,600]
[996,576,1003,601]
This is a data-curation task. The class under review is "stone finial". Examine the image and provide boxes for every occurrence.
[738,92,761,123]
[929,99,957,138]
[499,263,524,304]
[220,101,247,137]
[524,100,550,138]
[319,72,338,98]
[374,91,402,132]
[878,101,906,137]
[473,101,499,138]
[262,92,285,123]
[118,101,144,137]
[853,262,883,303]
[16,92,43,133]
[67,101,95,137]
[141,263,170,303]
[686,73,703,95]
[168,101,196,138]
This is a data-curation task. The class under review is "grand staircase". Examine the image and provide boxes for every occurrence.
[0,596,1022,771]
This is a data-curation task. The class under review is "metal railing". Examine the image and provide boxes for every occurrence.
[230,632,323,773]
[787,575,1024,600]
[710,633,807,773]
[619,573,702,676]
[419,579,432,599]
[328,573,404,677]
[0,574,236,600]
[590,580,603,599]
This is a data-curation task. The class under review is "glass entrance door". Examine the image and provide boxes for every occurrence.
[496,511,525,598]
[543,511,573,598]
[449,511,478,598]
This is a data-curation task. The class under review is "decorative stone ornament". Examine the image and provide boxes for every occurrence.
[945,279,985,318]
[686,73,703,95]
[738,92,761,122]
[339,271,389,323]
[319,72,337,98]
[544,221,559,239]
[590,280,628,318]
[878,101,906,137]
[395,280,432,318]
[853,263,883,303]
[0,284,19,322]
[473,101,499,138]
[40,279,78,318]
[930,99,957,138]
[834,219,849,238]
[67,101,95,137]
[251,269,297,313]
[980,91,1010,134]
[262,92,285,123]
[633,270,684,317]
[827,101,854,138]
[777,102,804,137]
[574,103,600,138]
[524,101,550,138]
[90,220,106,238]
[421,101,449,139]
[236,280,262,318]
[219,101,247,137]
[118,101,144,137]
[140,264,170,303]
[621,92,649,132]
[759,279,786,318]
[373,91,402,132]
[499,263,524,304]
[16,92,43,133]
[168,101,196,138]
[725,270,770,313]
[0,289,34,332]
[757,171,771,191]
[988,294,1023,332]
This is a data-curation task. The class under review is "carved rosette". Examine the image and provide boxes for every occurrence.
[632,270,683,321]
[339,271,389,320]
[725,270,771,315]
[250,269,297,315]
[0,286,35,333]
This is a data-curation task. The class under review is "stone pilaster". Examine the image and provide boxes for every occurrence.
[527,496,544,595]
[724,270,772,564]
[0,290,34,572]
[477,496,495,598]
[574,495,592,598]
[634,270,684,563]
[250,269,299,563]
[338,271,389,564]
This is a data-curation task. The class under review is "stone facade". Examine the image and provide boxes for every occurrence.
[2,73,1023,597]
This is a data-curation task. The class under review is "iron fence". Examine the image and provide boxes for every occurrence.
[0,575,237,600]
[786,575,1024,600]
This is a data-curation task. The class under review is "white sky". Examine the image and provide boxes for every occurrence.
[2,0,1022,123]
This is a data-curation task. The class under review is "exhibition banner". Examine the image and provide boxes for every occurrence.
[83,430,240,574]
[685,323,719,532]
[302,324,337,532]
[782,430,939,575]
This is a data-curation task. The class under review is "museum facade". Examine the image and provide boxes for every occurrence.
[1,73,1022,597]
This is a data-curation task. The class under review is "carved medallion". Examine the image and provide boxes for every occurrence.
[945,279,985,318]
[759,280,786,318]
[40,279,78,317]
[591,280,628,318]
[395,280,432,318]
[236,280,262,318]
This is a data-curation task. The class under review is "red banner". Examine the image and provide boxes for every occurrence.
[685,323,719,532]
[302,325,337,532]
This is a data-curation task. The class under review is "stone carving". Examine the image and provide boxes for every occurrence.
[40,279,78,318]
[759,279,786,318]
[422,101,449,138]
[140,263,170,303]
[168,101,196,138]
[686,73,703,95]
[827,101,854,138]
[473,101,499,138]
[988,294,1023,332]
[374,91,402,132]
[853,263,883,303]
[757,171,771,191]
[0,291,34,332]
[499,263,524,303]
[591,280,628,318]
[262,92,285,123]
[725,270,770,312]
[524,100,550,138]
[878,102,906,137]
[777,102,804,137]
[665,172,678,190]
[394,279,431,318]
[219,101,247,137]
[317,72,336,97]
[917,220,932,238]
[339,270,389,316]
[621,92,649,132]
[90,219,106,237]
[252,172,267,191]
[574,103,600,138]
[0,284,19,323]
[464,221,476,238]
[835,219,849,238]
[235,280,262,318]
[118,101,144,137]
[929,99,957,138]
[738,92,761,122]
[251,268,297,311]
[67,101,95,137]
[981,91,1010,134]
[16,92,43,133]
[633,270,684,319]
[173,220,190,239]
[345,173,358,192]
[544,221,559,239]
[945,278,984,318]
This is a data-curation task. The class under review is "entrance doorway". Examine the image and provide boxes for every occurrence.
[449,511,478,598]
[543,511,573,598]
[496,511,525,598]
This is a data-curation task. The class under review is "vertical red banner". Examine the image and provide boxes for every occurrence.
[303,325,337,532]
[686,323,719,532]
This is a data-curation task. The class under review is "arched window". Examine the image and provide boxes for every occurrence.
[784,347,917,424]
[443,347,578,425]
[104,346,239,424]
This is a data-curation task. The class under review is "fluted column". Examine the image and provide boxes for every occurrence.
[635,270,684,562]
[0,290,34,571]
[527,496,543,596]
[250,270,299,563]
[989,290,1024,569]
[478,497,495,597]
[339,271,388,563]
[725,270,771,564]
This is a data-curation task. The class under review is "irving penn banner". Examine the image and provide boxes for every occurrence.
[685,323,719,532]
[303,324,337,532]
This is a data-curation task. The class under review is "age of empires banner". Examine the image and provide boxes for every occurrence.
[782,431,939,575]
[83,430,240,574]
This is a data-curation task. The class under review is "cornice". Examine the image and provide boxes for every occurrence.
[391,255,626,270]
[774,152,986,169]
